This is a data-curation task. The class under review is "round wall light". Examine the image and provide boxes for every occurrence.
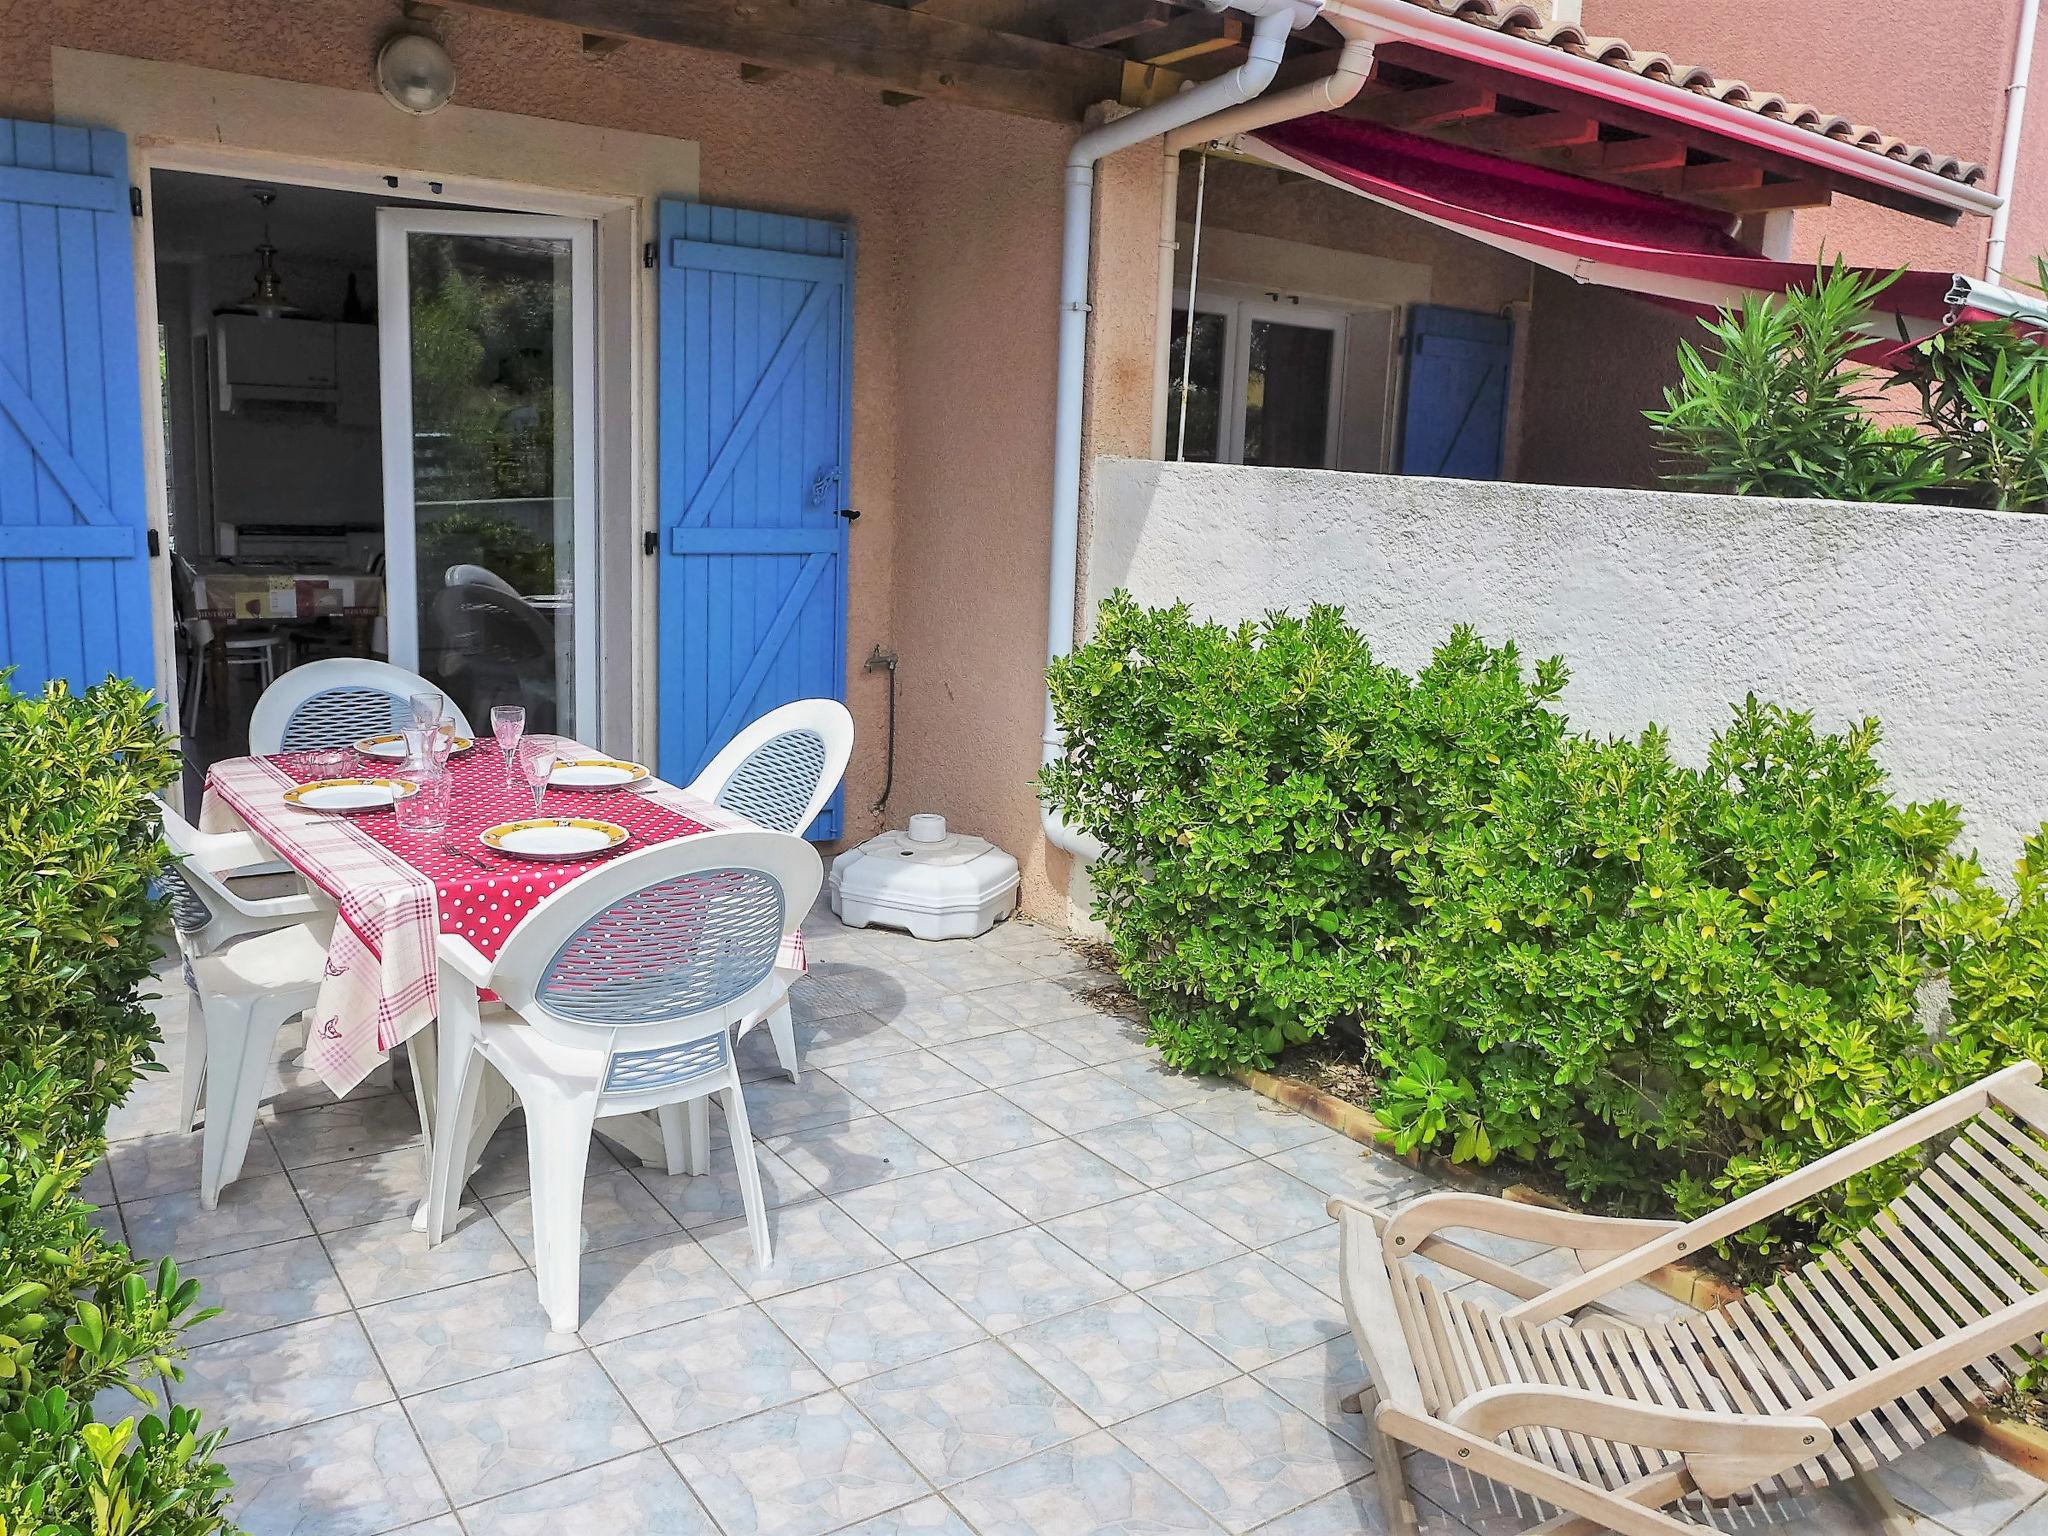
[375,31,456,116]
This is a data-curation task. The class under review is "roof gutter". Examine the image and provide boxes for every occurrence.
[1041,0,1320,863]
[1317,0,2002,223]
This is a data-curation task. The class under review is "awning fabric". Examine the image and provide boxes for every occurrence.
[1246,113,2043,353]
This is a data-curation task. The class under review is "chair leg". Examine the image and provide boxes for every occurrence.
[197,998,283,1210]
[766,1000,800,1084]
[424,1045,485,1246]
[688,1097,712,1175]
[1371,1420,1420,1536]
[524,1085,599,1334]
[721,1082,773,1269]
[178,990,208,1134]
[657,1104,690,1178]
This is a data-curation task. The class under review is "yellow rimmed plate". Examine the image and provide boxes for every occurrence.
[548,757,651,791]
[355,731,478,760]
[283,777,419,814]
[481,818,631,862]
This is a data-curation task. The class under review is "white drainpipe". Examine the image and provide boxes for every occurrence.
[1040,0,1319,859]
[1149,17,1379,457]
[1987,0,2041,282]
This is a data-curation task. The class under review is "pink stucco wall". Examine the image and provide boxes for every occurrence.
[2,0,1108,916]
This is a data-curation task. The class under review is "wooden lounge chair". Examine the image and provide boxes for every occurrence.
[1333,1060,2048,1536]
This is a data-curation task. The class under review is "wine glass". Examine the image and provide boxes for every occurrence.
[491,704,526,787]
[517,736,559,818]
[409,692,445,733]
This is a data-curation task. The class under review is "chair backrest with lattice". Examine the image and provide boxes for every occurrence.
[487,830,822,1097]
[688,700,853,837]
[248,658,477,755]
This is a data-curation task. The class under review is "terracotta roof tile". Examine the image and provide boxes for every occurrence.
[1389,0,1987,185]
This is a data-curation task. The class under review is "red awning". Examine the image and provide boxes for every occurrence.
[1246,113,2034,354]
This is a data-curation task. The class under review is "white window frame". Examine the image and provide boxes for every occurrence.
[376,208,598,739]
[1169,284,1347,469]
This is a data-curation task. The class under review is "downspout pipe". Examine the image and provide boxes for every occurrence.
[1987,0,2041,282]
[1041,0,1318,860]
[1149,17,1379,456]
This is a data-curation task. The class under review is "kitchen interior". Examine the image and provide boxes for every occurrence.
[155,171,574,790]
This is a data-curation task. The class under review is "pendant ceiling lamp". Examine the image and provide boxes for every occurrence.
[240,189,294,322]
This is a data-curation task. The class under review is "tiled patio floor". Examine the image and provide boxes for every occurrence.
[95,901,2048,1536]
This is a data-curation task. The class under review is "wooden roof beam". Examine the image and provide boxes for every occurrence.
[1370,40,1960,225]
[437,0,1125,122]
[1697,178,1833,213]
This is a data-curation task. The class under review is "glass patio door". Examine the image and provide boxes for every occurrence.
[376,210,596,737]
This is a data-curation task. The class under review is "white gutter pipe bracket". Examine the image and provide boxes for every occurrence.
[1041,0,1318,861]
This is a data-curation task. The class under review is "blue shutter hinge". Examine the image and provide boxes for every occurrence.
[643,241,656,269]
[129,185,142,219]
[146,529,161,557]
[642,530,657,556]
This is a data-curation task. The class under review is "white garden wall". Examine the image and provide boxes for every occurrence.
[1086,458,2048,877]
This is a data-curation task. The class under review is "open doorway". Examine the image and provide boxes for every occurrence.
[152,170,597,794]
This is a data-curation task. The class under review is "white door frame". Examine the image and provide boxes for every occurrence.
[129,142,639,756]
[1226,295,1347,469]
[1173,285,1348,469]
[375,208,598,738]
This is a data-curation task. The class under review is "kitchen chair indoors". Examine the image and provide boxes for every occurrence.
[683,699,853,1085]
[157,801,333,1209]
[1332,1061,2048,1536]
[247,656,476,755]
[424,829,823,1334]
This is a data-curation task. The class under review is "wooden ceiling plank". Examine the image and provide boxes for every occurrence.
[1587,135,1689,173]
[1353,80,1498,130]
[1463,111,1599,152]
[438,0,1124,122]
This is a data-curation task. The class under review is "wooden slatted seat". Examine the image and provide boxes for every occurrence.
[1334,1062,2048,1536]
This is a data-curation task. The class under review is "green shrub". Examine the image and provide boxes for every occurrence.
[1646,259,2048,513]
[0,675,236,1535]
[0,673,181,1143]
[1043,596,2048,1263]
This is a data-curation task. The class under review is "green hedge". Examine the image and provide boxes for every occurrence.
[0,675,235,1535]
[1043,596,2048,1263]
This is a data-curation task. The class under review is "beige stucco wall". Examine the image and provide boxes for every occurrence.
[3,0,1155,919]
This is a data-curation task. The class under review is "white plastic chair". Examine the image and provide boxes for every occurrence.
[247,656,477,756]
[424,829,822,1333]
[682,699,853,1085]
[444,562,522,598]
[157,802,333,1209]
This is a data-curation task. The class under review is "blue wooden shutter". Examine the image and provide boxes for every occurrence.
[1399,304,1511,481]
[0,122,153,695]
[656,200,853,840]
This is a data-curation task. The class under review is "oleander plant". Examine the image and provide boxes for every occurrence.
[1044,595,2048,1266]
[0,672,236,1536]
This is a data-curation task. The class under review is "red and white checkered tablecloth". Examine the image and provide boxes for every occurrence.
[201,745,805,1096]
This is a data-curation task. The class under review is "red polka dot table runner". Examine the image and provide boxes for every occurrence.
[200,745,805,1096]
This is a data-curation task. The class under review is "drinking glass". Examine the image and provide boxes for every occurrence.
[518,736,559,818]
[409,692,446,732]
[491,705,526,787]
[393,765,451,835]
